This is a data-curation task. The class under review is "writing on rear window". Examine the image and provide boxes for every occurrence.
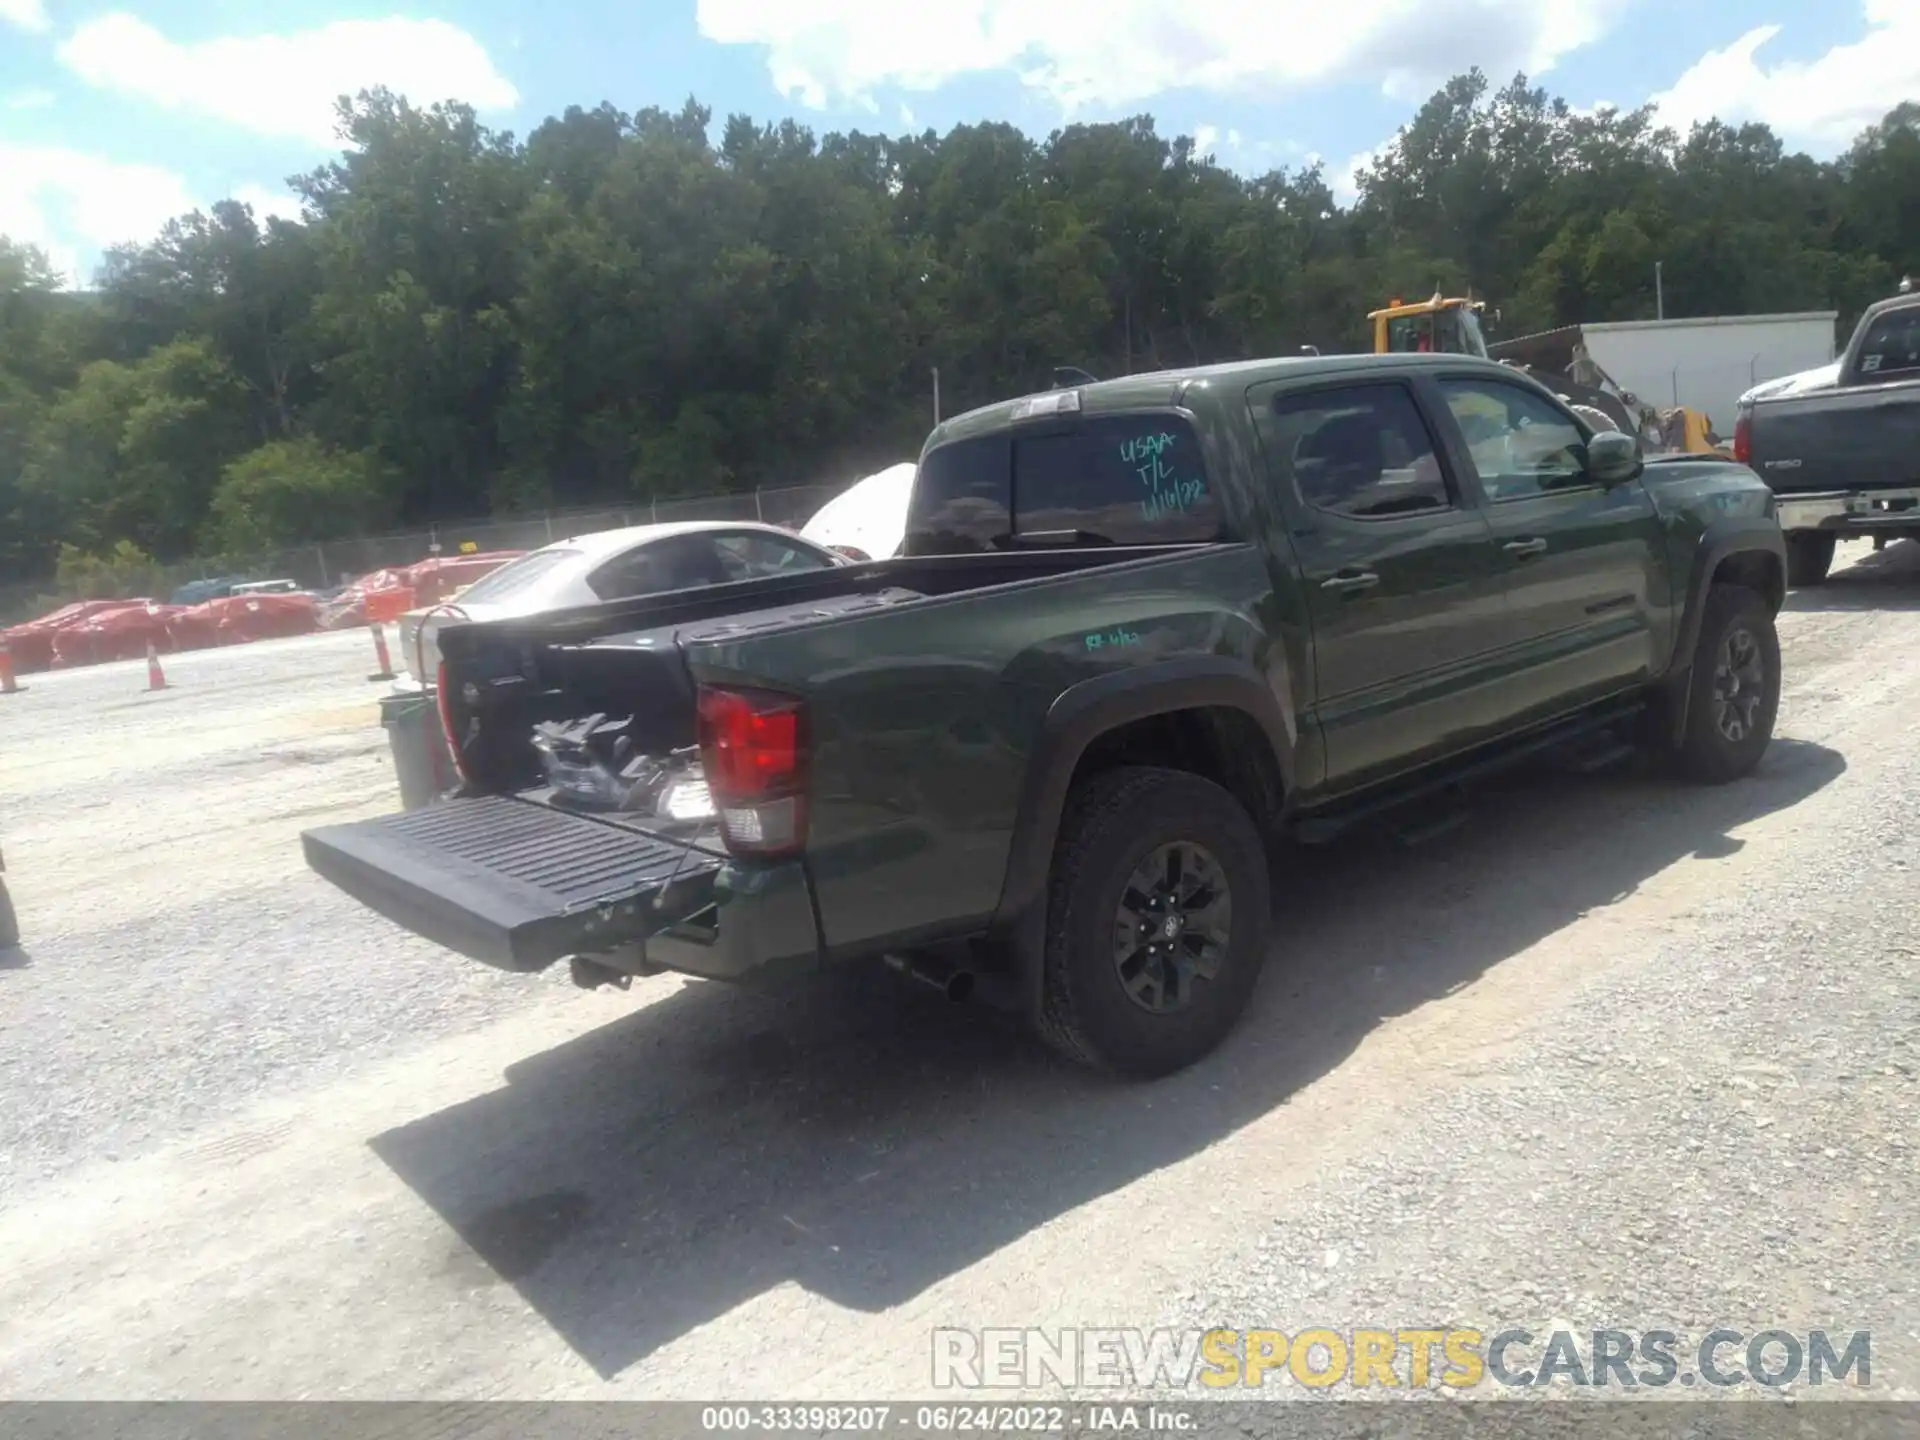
[1121,430,1210,524]
[1015,414,1223,544]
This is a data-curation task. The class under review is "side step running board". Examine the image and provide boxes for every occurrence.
[1294,700,1645,845]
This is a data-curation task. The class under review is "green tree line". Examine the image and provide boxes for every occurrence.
[1,70,1914,589]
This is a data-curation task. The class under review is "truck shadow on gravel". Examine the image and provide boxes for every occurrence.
[370,737,1844,1380]
[1786,540,1920,613]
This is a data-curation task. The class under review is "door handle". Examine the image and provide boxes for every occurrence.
[1503,538,1549,558]
[1320,570,1381,594]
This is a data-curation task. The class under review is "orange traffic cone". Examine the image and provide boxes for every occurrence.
[368,622,396,683]
[145,641,169,692]
[0,640,20,695]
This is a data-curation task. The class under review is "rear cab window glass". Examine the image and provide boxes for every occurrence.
[1269,383,1453,518]
[1015,416,1222,544]
[900,436,1011,555]
[1858,308,1920,380]
[902,412,1223,553]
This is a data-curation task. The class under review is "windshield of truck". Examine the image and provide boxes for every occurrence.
[1386,315,1433,353]
[1457,308,1487,356]
[1858,307,1920,380]
[450,547,581,604]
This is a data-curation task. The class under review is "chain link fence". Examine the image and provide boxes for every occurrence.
[0,481,844,627]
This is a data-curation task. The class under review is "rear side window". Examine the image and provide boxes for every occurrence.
[1015,416,1221,544]
[1858,308,1920,381]
[901,414,1221,553]
[900,436,1010,555]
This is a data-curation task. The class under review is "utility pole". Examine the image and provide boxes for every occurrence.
[1655,261,1665,321]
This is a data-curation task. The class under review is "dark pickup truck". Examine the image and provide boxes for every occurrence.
[1736,291,1920,586]
[305,353,1787,1078]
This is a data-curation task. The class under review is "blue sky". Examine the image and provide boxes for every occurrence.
[1,0,1913,285]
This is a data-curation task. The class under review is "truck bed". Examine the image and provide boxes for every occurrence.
[437,543,1221,793]
[1747,373,1920,496]
[307,540,1250,978]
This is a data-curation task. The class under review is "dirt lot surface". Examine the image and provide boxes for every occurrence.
[0,544,1915,1404]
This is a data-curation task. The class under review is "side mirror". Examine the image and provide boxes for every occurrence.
[1587,429,1643,486]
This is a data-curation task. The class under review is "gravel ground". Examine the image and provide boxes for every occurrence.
[0,542,1916,1405]
[0,630,547,1201]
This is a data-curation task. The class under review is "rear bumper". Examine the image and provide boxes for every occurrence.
[1776,488,1920,533]
[302,795,822,982]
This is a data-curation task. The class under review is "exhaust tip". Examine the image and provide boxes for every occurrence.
[945,971,975,1004]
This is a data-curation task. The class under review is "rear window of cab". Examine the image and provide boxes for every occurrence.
[902,414,1225,554]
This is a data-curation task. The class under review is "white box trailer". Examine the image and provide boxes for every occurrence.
[1491,312,1839,435]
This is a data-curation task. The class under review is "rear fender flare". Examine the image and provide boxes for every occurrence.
[987,656,1295,1010]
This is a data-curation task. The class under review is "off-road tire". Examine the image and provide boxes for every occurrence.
[1672,583,1780,785]
[1785,531,1836,587]
[1035,766,1271,1078]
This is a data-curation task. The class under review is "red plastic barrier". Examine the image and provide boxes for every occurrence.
[402,551,521,606]
[50,602,177,668]
[318,568,409,631]
[319,552,520,629]
[166,593,320,649]
[211,593,321,644]
[166,606,220,652]
[3,600,151,673]
[363,586,416,624]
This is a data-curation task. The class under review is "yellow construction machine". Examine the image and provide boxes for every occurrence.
[1367,293,1724,456]
[1368,294,1492,358]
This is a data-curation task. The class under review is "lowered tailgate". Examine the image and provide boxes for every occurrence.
[302,794,723,971]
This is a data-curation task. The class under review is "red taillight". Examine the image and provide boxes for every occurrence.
[697,684,807,857]
[1733,410,1751,464]
[435,661,469,782]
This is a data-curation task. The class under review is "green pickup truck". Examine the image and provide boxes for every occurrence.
[304,352,1787,1078]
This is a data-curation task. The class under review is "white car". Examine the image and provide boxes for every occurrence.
[394,521,847,688]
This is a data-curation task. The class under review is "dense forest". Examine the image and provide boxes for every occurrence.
[1,69,1915,591]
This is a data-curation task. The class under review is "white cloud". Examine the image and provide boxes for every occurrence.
[58,14,518,146]
[0,0,49,33]
[696,0,1607,112]
[1192,123,1219,156]
[232,184,305,225]
[1329,138,1394,204]
[1650,0,1920,152]
[0,152,314,289]
[899,101,915,128]
[0,145,197,286]
[5,88,56,110]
